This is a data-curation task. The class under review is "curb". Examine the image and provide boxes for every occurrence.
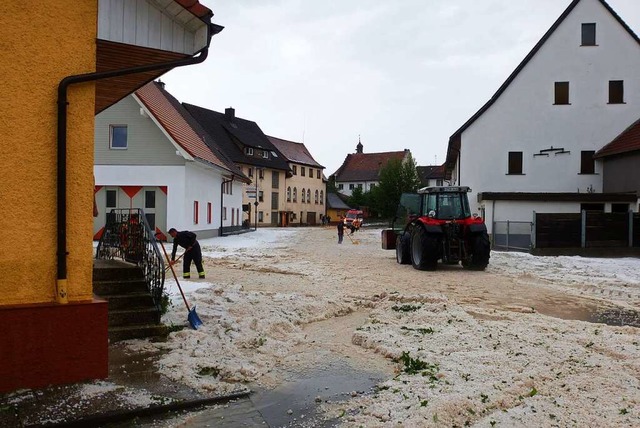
[29,389,251,427]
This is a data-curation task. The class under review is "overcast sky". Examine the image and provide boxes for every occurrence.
[162,0,640,176]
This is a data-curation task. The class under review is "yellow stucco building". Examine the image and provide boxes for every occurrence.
[0,0,216,393]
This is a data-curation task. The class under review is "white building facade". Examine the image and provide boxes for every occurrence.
[446,0,640,233]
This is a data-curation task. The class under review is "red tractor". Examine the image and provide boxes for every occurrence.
[388,186,490,271]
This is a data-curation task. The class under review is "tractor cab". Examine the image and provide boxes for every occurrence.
[385,186,490,271]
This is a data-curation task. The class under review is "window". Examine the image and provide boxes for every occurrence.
[287,187,291,202]
[338,184,344,190]
[581,203,604,212]
[309,168,313,178]
[315,190,319,204]
[223,180,232,195]
[508,152,523,175]
[370,183,375,190]
[207,202,212,224]
[258,169,264,179]
[317,170,321,179]
[349,184,355,190]
[581,23,596,46]
[357,184,363,189]
[554,82,570,105]
[258,191,264,202]
[248,167,253,178]
[144,191,155,209]
[145,213,155,230]
[223,207,227,221]
[262,150,269,159]
[272,170,279,189]
[609,80,624,104]
[293,187,297,202]
[302,188,306,203]
[193,201,199,224]
[307,189,310,203]
[320,190,324,205]
[109,125,127,149]
[580,150,596,174]
[245,147,254,156]
[612,203,629,213]
[258,211,264,222]
[301,167,306,177]
[106,190,117,208]
[293,165,297,175]
[436,179,444,186]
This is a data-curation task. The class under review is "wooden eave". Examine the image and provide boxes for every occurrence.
[95,40,189,115]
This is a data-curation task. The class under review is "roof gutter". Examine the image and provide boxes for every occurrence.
[55,24,219,304]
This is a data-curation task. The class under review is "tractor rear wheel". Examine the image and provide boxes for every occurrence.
[396,232,411,264]
[464,232,490,270]
[411,226,439,271]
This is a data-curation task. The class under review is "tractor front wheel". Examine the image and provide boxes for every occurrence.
[396,232,411,265]
[411,226,439,271]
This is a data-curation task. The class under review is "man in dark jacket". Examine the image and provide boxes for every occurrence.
[168,228,205,279]
[337,216,344,244]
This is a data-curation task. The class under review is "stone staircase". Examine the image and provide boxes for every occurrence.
[93,259,168,342]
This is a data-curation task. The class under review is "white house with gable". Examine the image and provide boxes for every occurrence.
[94,81,249,240]
[444,0,640,236]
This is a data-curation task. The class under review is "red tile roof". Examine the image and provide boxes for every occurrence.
[135,82,239,175]
[334,150,410,182]
[267,136,324,168]
[174,0,213,20]
[594,117,640,158]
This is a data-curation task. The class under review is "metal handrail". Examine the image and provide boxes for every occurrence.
[96,209,165,318]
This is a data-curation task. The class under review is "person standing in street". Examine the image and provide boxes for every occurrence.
[337,216,345,244]
[168,228,205,279]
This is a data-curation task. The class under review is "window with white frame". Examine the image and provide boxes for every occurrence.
[314,190,319,204]
[109,125,128,149]
[302,188,306,203]
[293,187,297,202]
[245,147,254,156]
[287,187,291,202]
[223,206,227,221]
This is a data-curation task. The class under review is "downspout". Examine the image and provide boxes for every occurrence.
[220,176,235,236]
[56,25,216,304]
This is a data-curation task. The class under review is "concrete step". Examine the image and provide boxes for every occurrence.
[93,260,145,282]
[104,293,156,311]
[109,324,173,342]
[93,279,148,296]
[109,308,159,327]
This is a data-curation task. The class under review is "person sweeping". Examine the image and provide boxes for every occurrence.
[168,228,205,279]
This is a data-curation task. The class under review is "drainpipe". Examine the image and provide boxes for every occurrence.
[220,176,235,236]
[56,25,219,304]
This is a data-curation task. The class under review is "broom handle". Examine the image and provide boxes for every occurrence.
[157,239,191,312]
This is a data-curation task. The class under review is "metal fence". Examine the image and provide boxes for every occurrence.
[492,220,533,252]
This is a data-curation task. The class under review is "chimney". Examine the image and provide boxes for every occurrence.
[225,107,235,119]
[157,79,165,89]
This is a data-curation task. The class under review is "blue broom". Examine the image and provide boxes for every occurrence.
[157,238,203,330]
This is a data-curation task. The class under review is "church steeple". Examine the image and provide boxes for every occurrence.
[356,135,363,154]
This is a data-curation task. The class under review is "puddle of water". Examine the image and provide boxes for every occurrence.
[166,357,388,428]
[249,358,386,427]
[535,305,640,328]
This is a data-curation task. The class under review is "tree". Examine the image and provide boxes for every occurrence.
[370,154,420,218]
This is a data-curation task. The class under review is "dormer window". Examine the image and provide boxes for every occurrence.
[581,23,596,46]
[262,150,269,159]
[245,147,254,156]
